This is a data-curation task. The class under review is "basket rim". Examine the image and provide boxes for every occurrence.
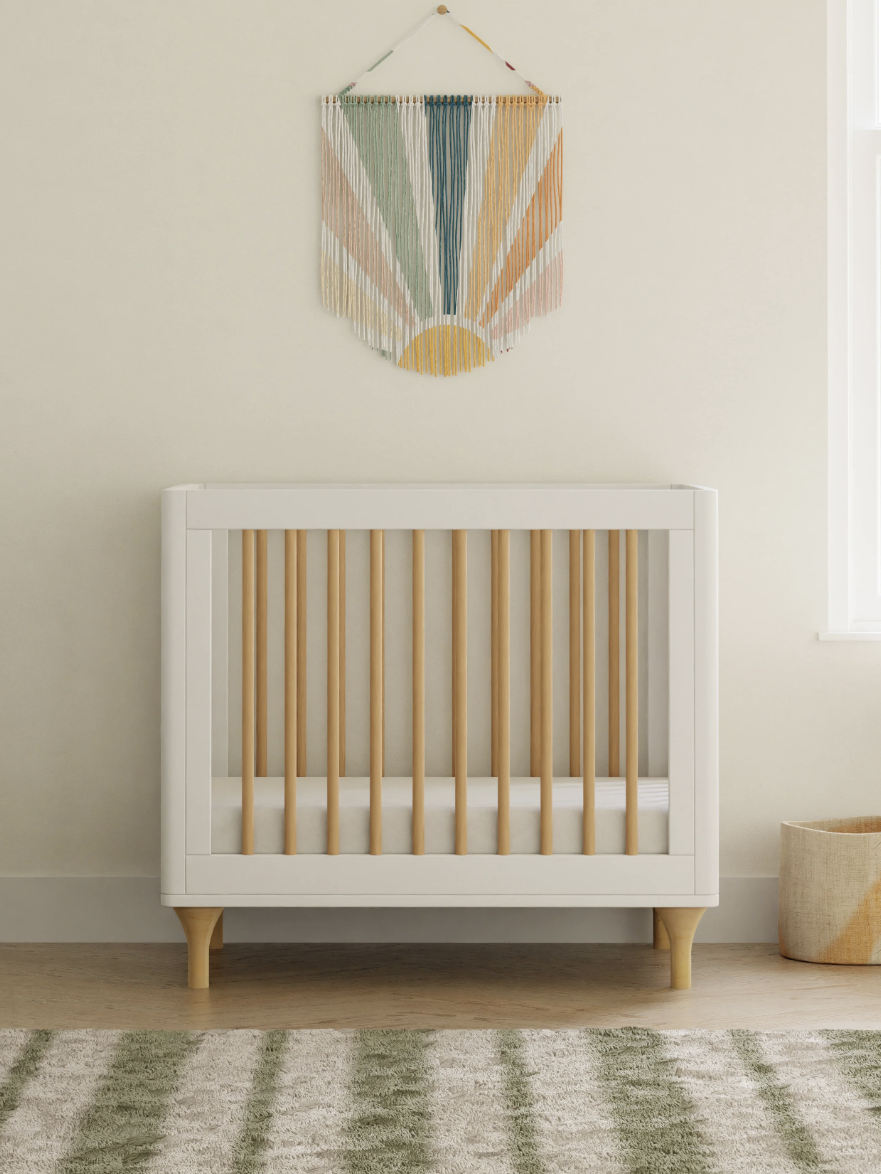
[783,816,881,835]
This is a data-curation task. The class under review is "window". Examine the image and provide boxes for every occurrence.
[826,0,881,637]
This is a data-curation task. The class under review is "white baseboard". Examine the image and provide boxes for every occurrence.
[0,877,779,943]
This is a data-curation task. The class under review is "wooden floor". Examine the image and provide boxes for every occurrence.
[1,943,879,1030]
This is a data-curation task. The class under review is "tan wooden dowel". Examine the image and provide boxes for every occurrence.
[452,532,457,776]
[608,530,620,777]
[339,530,346,778]
[530,529,541,777]
[241,530,255,855]
[255,530,268,777]
[491,530,499,778]
[327,530,340,855]
[583,530,596,854]
[381,529,386,779]
[569,530,581,777]
[452,547,457,777]
[540,530,553,854]
[625,529,639,856]
[370,530,383,854]
[497,530,511,854]
[284,530,297,854]
[453,530,467,854]
[296,530,307,776]
[412,530,425,855]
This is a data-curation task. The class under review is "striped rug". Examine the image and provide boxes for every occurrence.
[1,1029,880,1172]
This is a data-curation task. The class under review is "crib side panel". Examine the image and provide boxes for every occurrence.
[186,486,694,532]
[694,488,719,897]
[211,530,228,777]
[184,853,696,900]
[667,530,695,858]
[186,530,212,856]
[161,487,188,896]
[646,531,669,777]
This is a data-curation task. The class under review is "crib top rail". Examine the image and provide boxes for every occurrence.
[167,483,712,532]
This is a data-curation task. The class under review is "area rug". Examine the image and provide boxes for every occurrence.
[1,1028,880,1172]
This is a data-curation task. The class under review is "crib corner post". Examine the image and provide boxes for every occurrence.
[655,907,705,989]
[174,907,224,988]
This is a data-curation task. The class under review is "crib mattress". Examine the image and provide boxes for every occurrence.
[211,777,669,855]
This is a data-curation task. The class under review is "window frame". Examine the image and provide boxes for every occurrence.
[825,0,881,639]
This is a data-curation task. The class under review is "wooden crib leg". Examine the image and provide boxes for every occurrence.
[655,907,705,989]
[210,911,224,952]
[652,908,670,950]
[174,907,224,989]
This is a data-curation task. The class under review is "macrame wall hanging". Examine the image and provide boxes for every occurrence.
[321,6,562,376]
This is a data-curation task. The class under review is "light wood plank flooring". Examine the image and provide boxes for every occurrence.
[1,943,879,1030]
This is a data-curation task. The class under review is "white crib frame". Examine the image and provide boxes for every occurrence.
[161,483,718,988]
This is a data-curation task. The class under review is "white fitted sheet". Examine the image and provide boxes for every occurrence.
[211,777,669,855]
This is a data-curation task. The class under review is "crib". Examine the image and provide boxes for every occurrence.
[161,483,718,989]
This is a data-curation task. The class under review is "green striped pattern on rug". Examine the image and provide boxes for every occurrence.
[0,1029,880,1172]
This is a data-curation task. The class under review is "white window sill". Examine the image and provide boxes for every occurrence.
[818,631,881,641]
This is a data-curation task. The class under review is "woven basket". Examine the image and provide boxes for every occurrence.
[779,818,881,964]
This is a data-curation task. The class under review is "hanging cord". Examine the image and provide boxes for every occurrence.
[337,6,547,99]
[337,10,440,98]
[443,10,546,97]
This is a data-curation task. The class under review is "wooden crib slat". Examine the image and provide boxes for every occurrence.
[569,530,581,777]
[608,530,620,777]
[583,530,596,855]
[453,529,467,854]
[381,530,386,779]
[625,529,639,855]
[497,530,511,855]
[412,530,425,855]
[327,530,340,855]
[540,529,553,855]
[530,530,541,777]
[255,530,268,777]
[370,530,383,855]
[284,530,297,854]
[296,530,307,776]
[339,530,346,778]
[493,532,500,779]
[241,529,255,856]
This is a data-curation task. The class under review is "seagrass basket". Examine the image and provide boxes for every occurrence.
[779,818,881,964]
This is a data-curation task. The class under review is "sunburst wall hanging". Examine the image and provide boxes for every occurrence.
[320,6,563,376]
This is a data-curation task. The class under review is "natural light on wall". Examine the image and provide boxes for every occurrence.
[825,0,881,638]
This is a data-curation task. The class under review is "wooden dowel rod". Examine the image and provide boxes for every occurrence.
[498,530,511,854]
[241,530,255,855]
[569,529,581,777]
[452,549,456,776]
[284,530,297,854]
[583,530,596,854]
[255,530,268,777]
[381,529,386,778]
[412,530,425,855]
[530,530,541,777]
[608,530,620,777]
[339,530,346,778]
[326,530,340,855]
[625,529,639,856]
[491,530,499,778]
[370,530,383,854]
[453,530,467,854]
[296,530,307,776]
[540,530,553,854]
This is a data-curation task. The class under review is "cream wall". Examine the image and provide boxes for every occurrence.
[1,1,877,899]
